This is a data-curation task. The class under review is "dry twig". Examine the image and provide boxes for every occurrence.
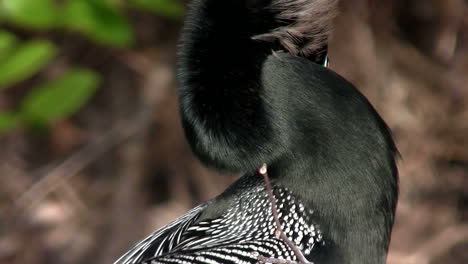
[388,224,468,264]
[257,164,312,264]
[14,121,143,213]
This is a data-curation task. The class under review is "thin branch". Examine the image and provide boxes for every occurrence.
[258,164,312,264]
[413,223,468,259]
[14,120,143,213]
[95,61,174,264]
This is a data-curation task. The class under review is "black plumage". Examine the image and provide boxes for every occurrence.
[115,0,398,263]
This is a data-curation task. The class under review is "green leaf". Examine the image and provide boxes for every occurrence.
[62,0,134,47]
[0,30,18,61]
[129,0,184,18]
[0,40,57,89]
[0,111,19,133]
[1,0,58,29]
[20,69,100,124]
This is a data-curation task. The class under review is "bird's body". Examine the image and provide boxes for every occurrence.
[115,0,398,263]
[121,178,323,264]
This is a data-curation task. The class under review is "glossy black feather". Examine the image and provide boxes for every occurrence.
[115,0,398,263]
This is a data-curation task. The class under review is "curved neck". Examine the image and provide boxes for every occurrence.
[177,0,332,173]
[177,0,276,173]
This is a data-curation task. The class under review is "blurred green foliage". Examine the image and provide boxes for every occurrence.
[0,0,184,134]
[0,37,57,88]
[62,0,134,46]
[131,0,185,18]
[1,0,59,29]
[20,69,100,124]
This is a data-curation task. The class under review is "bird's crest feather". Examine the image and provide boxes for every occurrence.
[253,0,339,56]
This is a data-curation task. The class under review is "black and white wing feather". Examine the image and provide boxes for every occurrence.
[116,185,323,264]
[114,203,208,264]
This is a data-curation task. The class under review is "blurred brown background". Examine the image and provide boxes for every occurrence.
[1,0,468,263]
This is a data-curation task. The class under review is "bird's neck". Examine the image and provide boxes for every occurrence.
[266,152,396,264]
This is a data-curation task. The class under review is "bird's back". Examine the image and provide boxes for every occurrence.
[115,173,325,264]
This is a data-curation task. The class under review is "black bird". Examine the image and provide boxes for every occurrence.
[115,0,398,263]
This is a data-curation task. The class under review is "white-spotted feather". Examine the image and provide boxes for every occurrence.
[116,186,323,264]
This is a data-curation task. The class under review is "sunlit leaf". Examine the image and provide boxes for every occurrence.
[20,69,100,124]
[0,40,57,89]
[0,30,18,61]
[129,0,184,18]
[62,0,133,47]
[1,0,58,28]
[0,111,19,133]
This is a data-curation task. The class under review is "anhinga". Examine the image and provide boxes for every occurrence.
[115,0,398,263]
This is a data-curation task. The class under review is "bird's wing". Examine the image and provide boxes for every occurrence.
[143,239,293,264]
[114,203,208,264]
[116,185,321,264]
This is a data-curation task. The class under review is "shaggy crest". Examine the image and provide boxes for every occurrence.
[253,0,339,56]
